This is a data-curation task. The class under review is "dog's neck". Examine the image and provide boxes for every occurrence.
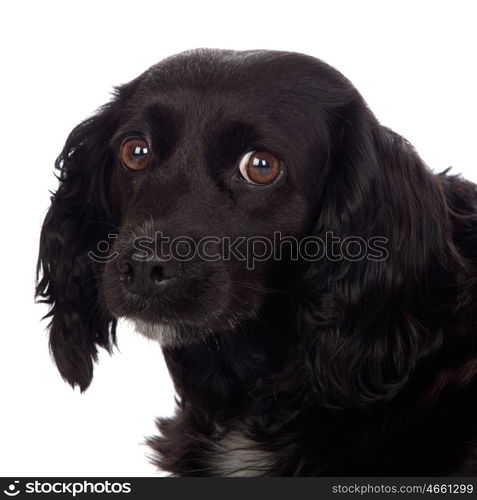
[162,319,294,418]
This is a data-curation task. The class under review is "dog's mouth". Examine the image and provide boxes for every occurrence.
[122,298,248,346]
[103,261,262,345]
[129,313,245,346]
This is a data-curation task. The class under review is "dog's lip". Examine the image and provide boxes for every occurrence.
[119,299,235,329]
[152,274,178,287]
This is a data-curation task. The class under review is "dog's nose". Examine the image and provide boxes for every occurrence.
[118,255,177,295]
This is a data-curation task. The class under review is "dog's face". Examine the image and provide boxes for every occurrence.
[101,51,336,344]
[38,49,456,406]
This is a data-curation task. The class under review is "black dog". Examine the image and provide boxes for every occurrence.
[37,49,477,476]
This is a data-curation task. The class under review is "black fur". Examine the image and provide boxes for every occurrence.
[37,49,477,476]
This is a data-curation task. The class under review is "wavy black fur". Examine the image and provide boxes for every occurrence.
[37,49,477,475]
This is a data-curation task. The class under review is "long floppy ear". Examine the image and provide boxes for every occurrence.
[300,98,464,409]
[36,82,136,390]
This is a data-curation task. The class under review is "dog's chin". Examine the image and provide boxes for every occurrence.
[129,315,243,347]
[132,319,182,346]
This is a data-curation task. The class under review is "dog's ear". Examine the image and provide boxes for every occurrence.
[36,81,137,391]
[300,98,462,409]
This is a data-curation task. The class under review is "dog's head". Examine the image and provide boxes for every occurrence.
[37,49,459,407]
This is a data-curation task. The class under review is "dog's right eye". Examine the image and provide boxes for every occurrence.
[120,137,152,170]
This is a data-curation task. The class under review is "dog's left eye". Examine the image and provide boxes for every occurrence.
[120,137,152,170]
[238,151,282,185]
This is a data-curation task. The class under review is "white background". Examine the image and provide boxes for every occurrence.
[0,0,476,477]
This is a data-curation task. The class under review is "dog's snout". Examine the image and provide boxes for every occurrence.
[118,254,177,295]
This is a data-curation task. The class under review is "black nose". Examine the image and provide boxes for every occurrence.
[118,254,178,295]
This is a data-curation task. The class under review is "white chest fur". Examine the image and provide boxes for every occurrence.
[209,430,275,477]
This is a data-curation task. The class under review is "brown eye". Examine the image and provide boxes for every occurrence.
[120,137,152,170]
[239,151,282,185]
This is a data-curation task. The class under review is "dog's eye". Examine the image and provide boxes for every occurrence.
[239,151,282,185]
[120,137,152,170]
